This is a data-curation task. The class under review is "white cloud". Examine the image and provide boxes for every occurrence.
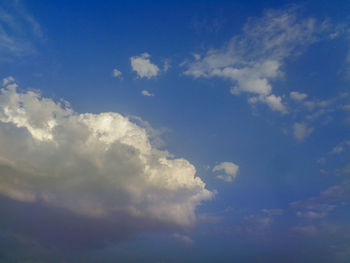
[112,68,122,78]
[212,162,239,182]
[290,91,308,101]
[130,53,160,79]
[141,90,154,97]
[293,122,313,141]
[185,7,324,113]
[2,76,14,86]
[249,93,287,113]
[0,79,213,229]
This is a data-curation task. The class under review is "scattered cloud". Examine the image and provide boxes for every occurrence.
[141,90,154,97]
[130,53,160,79]
[296,209,333,220]
[290,91,308,102]
[112,68,122,78]
[212,161,239,182]
[330,141,350,154]
[293,122,313,141]
[235,215,273,237]
[290,181,350,220]
[0,78,213,233]
[185,7,326,113]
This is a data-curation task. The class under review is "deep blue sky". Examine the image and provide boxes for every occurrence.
[0,1,350,262]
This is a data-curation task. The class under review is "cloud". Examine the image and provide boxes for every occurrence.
[2,75,14,86]
[172,233,194,245]
[293,122,313,141]
[112,68,122,78]
[296,210,331,220]
[212,162,239,182]
[130,53,160,79]
[163,59,170,72]
[0,1,43,61]
[235,215,273,237]
[261,208,284,216]
[290,91,308,102]
[330,141,350,154]
[185,7,324,113]
[290,181,350,220]
[0,78,213,232]
[141,90,154,97]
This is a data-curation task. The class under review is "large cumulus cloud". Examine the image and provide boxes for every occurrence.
[0,79,213,230]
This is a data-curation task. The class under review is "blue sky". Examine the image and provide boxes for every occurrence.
[0,0,350,262]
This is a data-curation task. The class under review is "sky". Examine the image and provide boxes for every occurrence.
[0,0,350,262]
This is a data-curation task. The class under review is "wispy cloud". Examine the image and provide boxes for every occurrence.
[0,1,43,61]
[184,7,326,113]
[290,180,350,220]
[173,233,194,245]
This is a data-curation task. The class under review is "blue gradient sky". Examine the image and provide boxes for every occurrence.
[0,1,350,262]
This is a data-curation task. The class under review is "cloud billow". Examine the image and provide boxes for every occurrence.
[0,80,213,232]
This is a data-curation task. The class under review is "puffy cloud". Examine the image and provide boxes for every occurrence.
[130,53,160,79]
[112,68,122,78]
[185,7,322,113]
[212,162,239,182]
[248,93,287,113]
[2,76,14,86]
[0,79,213,230]
[290,91,308,101]
[141,90,154,97]
[293,122,313,141]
